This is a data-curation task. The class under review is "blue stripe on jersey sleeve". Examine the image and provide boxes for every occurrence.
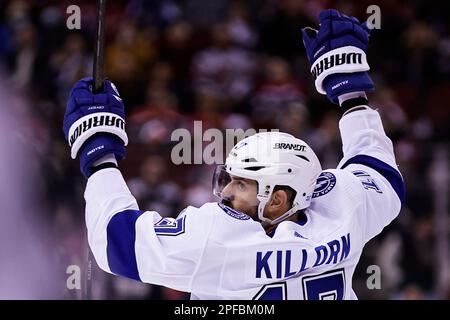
[106,210,145,281]
[341,155,406,206]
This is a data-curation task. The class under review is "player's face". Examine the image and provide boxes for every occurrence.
[220,176,259,219]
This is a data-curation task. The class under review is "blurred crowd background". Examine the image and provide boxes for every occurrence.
[0,0,449,299]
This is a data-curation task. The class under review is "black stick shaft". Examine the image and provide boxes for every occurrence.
[93,0,106,92]
[84,0,107,300]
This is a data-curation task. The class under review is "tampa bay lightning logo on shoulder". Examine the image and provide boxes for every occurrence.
[313,171,336,198]
[217,203,250,220]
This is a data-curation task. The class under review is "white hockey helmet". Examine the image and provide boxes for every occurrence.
[213,131,322,225]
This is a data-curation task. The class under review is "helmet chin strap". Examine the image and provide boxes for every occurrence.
[257,197,271,226]
[269,205,301,225]
[257,195,301,226]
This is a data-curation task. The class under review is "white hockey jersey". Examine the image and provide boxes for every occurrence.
[84,107,405,300]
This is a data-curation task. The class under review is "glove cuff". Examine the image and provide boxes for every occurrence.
[79,133,125,178]
[68,112,128,159]
[310,46,370,95]
[323,72,374,104]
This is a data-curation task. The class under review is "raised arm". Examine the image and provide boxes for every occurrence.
[63,78,214,291]
[84,166,214,291]
[302,10,405,240]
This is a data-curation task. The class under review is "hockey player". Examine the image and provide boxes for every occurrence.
[63,10,405,299]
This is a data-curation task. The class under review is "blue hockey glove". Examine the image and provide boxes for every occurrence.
[301,9,374,104]
[63,77,128,177]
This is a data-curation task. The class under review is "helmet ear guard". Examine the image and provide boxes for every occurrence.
[256,181,275,225]
[213,132,322,225]
[254,165,312,226]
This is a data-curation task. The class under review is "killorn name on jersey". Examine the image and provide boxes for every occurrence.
[255,233,350,279]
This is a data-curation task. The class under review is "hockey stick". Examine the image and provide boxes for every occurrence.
[83,0,107,300]
[93,0,107,92]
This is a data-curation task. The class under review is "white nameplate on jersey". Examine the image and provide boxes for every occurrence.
[244,233,351,283]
